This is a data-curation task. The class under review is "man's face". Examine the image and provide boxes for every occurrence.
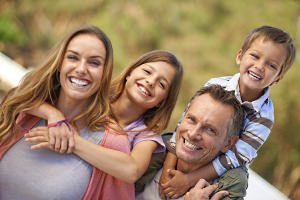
[175,93,235,167]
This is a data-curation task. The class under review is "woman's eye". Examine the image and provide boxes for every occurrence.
[67,54,78,60]
[89,60,101,67]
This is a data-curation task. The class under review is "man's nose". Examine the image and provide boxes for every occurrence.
[188,126,202,140]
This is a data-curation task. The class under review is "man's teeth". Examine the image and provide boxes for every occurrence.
[70,77,89,87]
[248,71,262,80]
[184,139,201,150]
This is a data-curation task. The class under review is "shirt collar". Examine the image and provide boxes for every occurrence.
[225,73,270,113]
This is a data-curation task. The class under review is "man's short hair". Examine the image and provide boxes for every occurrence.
[187,84,244,138]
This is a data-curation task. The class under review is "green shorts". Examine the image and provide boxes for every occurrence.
[213,167,249,200]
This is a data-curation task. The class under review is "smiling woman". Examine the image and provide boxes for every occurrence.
[0,25,114,200]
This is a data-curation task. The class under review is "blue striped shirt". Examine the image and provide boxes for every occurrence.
[171,73,274,175]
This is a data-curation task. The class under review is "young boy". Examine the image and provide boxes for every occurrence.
[159,25,296,199]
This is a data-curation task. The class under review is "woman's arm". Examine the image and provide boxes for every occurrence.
[74,134,158,183]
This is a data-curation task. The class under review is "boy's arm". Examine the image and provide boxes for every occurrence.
[212,107,273,176]
[27,103,75,153]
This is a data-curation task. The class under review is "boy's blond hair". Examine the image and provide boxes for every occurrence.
[240,25,296,79]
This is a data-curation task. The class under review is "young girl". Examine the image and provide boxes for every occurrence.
[0,25,114,199]
[25,50,184,198]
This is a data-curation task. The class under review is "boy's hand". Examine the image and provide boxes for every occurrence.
[184,179,229,200]
[159,167,172,199]
[161,169,191,199]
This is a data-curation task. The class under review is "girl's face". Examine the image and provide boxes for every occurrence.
[59,34,106,103]
[124,61,176,110]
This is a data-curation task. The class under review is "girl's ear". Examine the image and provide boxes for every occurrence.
[236,49,243,65]
[221,136,239,153]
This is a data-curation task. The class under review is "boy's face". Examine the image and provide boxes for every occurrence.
[236,37,287,94]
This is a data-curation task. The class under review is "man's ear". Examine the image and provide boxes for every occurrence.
[235,49,243,65]
[221,136,239,153]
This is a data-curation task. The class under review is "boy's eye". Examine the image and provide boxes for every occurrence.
[268,63,278,70]
[250,53,259,59]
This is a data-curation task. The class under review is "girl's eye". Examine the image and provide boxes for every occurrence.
[143,69,151,74]
[159,82,166,89]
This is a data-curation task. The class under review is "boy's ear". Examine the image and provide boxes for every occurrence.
[221,136,239,153]
[270,76,282,86]
[236,49,243,65]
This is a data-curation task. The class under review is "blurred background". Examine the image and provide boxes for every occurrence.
[0,0,299,199]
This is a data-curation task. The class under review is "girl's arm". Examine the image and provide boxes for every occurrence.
[27,103,75,153]
[74,134,158,183]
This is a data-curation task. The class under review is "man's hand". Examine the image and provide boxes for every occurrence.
[184,179,229,200]
[161,169,192,199]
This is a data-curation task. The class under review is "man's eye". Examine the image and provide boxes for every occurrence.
[205,127,216,135]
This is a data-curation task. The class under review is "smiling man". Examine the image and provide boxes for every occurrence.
[136,84,248,200]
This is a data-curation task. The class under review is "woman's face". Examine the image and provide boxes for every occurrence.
[59,34,106,103]
[124,61,176,110]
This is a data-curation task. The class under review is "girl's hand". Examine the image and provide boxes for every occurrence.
[47,119,75,154]
[184,179,229,200]
[161,169,191,199]
[24,126,50,150]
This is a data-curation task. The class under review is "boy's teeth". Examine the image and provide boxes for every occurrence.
[70,77,89,86]
[184,139,200,150]
[248,72,262,80]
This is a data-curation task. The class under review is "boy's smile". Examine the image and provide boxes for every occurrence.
[237,37,287,101]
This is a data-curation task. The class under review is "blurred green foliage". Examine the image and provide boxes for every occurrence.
[0,0,299,198]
